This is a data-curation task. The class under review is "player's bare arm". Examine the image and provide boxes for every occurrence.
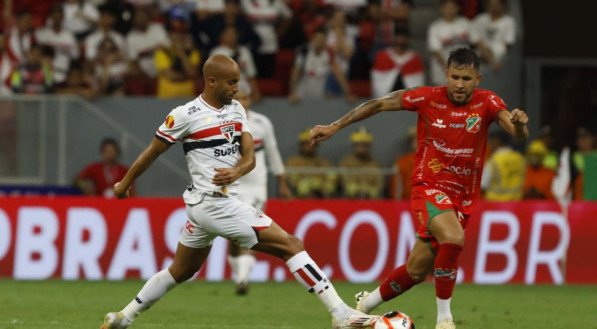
[497,108,529,140]
[310,89,406,144]
[113,137,171,198]
[212,132,256,186]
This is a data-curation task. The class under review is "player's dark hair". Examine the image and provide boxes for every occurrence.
[100,138,121,155]
[447,47,480,70]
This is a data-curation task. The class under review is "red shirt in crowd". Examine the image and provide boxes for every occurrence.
[78,162,130,197]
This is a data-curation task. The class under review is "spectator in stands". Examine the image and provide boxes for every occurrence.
[0,35,15,96]
[372,0,412,52]
[126,5,170,78]
[338,127,383,199]
[63,0,100,41]
[286,129,337,198]
[427,0,479,85]
[6,11,36,64]
[241,0,293,78]
[370,28,424,98]
[76,138,133,197]
[292,0,327,41]
[473,0,516,71]
[539,125,558,170]
[10,44,54,94]
[193,0,261,55]
[523,139,555,200]
[390,126,417,199]
[94,37,128,95]
[288,29,355,103]
[56,60,99,99]
[35,5,80,84]
[325,10,357,96]
[210,26,261,101]
[572,127,596,200]
[154,20,200,98]
[193,0,225,22]
[481,130,525,201]
[84,4,125,61]
[324,0,367,17]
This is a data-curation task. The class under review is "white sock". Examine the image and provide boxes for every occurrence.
[121,269,178,321]
[361,288,383,313]
[286,251,345,312]
[227,256,240,283]
[237,254,256,284]
[436,297,453,323]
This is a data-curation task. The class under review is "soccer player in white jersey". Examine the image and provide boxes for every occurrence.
[228,84,292,295]
[100,54,376,329]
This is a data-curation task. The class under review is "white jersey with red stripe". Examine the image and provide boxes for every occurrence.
[236,110,285,205]
[155,95,251,204]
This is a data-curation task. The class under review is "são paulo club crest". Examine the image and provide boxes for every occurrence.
[466,114,482,133]
[220,125,235,143]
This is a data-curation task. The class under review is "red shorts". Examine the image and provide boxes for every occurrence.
[410,186,472,253]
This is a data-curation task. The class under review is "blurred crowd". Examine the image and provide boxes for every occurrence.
[0,0,515,101]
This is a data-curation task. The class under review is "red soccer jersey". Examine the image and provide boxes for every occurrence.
[401,86,507,212]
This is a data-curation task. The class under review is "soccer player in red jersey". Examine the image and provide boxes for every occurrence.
[310,47,529,329]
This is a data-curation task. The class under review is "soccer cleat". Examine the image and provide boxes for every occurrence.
[354,291,371,313]
[235,282,249,296]
[435,319,456,329]
[100,312,132,329]
[332,313,379,328]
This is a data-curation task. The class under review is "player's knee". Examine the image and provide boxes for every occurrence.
[441,231,465,246]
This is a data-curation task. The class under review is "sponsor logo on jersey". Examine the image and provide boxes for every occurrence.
[451,111,468,117]
[165,115,175,129]
[428,158,444,173]
[449,123,465,128]
[446,165,472,176]
[489,94,501,107]
[405,95,425,103]
[216,113,229,119]
[466,114,482,133]
[462,200,472,207]
[432,140,474,156]
[471,102,483,109]
[187,106,200,115]
[434,193,452,205]
[432,119,446,128]
[220,124,236,143]
[430,101,448,110]
[214,144,240,157]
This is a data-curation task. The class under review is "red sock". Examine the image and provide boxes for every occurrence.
[379,265,417,301]
[434,243,463,299]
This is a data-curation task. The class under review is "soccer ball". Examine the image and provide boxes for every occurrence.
[374,311,415,329]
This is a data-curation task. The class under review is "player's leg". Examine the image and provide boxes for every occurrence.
[356,239,434,313]
[252,222,377,328]
[227,197,263,295]
[228,242,256,295]
[428,210,464,328]
[101,243,211,329]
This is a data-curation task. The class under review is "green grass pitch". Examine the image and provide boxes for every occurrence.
[0,280,596,328]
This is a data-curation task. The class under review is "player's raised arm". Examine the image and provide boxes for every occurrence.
[212,132,256,186]
[113,137,171,198]
[497,108,529,140]
[310,89,406,144]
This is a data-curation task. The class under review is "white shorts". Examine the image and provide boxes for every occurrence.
[180,193,273,249]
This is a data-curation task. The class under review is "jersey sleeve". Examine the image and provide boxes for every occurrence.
[486,91,508,122]
[401,86,430,112]
[234,101,252,135]
[155,107,188,144]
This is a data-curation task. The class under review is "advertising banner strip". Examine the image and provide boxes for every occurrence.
[0,197,595,284]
